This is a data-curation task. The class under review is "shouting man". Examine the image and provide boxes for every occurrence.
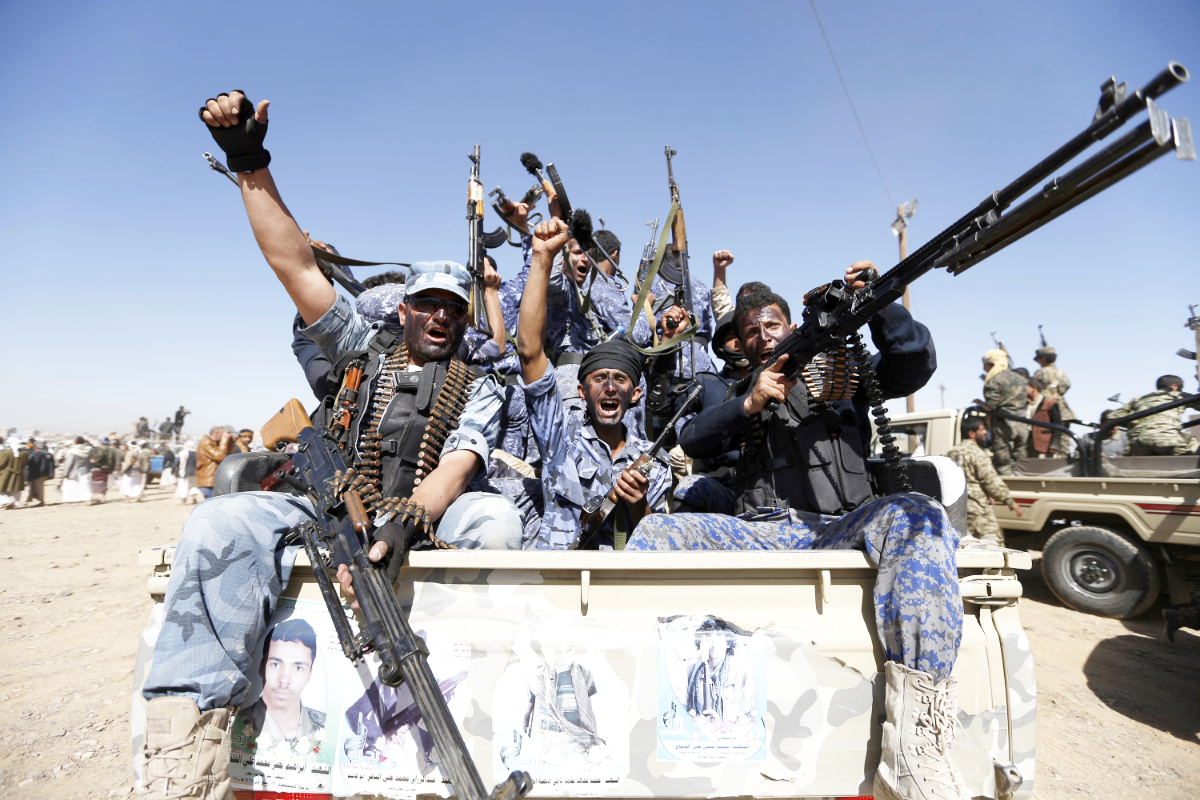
[516,218,670,549]
[137,90,525,800]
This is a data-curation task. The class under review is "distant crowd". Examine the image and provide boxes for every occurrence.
[0,410,266,510]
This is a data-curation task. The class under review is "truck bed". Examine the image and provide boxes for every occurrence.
[133,548,1036,800]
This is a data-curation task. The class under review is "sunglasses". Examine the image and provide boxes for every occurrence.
[410,296,468,319]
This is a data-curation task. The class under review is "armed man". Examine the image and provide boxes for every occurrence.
[517,217,671,549]
[667,309,751,515]
[946,417,1023,546]
[1032,343,1076,452]
[977,348,1029,474]
[136,91,527,800]
[625,266,978,800]
[1111,374,1200,455]
[536,195,632,402]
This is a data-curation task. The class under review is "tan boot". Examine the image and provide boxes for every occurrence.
[874,661,968,800]
[138,697,234,800]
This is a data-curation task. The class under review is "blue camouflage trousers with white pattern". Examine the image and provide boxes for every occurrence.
[143,490,524,710]
[626,493,963,682]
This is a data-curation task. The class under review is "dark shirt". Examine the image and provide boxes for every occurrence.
[26,450,54,481]
[680,302,936,463]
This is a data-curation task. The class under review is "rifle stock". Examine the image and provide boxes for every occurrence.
[260,398,313,451]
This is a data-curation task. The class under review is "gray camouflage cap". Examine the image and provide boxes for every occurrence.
[405,261,471,303]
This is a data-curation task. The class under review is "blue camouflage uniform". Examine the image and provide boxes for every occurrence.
[631,301,961,682]
[143,293,525,711]
[546,255,633,402]
[630,274,717,377]
[522,361,670,550]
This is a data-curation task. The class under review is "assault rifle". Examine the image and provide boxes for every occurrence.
[488,183,543,239]
[575,382,704,550]
[663,146,696,336]
[466,146,493,336]
[259,399,532,800]
[734,62,1193,412]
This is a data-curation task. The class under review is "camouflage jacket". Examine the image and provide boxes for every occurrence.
[1034,364,1075,418]
[1112,389,1200,441]
[462,236,533,375]
[945,438,1016,510]
[522,362,670,550]
[984,369,1028,415]
[630,274,717,377]
[546,253,632,358]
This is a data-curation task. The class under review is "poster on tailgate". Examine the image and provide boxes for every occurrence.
[331,629,474,799]
[229,597,339,793]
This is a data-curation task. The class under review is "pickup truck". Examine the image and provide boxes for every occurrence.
[874,406,1200,619]
[133,531,1036,799]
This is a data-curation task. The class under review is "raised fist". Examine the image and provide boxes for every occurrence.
[713,250,735,270]
[199,90,271,173]
[532,217,571,259]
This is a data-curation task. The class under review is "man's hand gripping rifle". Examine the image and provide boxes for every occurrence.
[575,382,704,549]
[259,399,532,800]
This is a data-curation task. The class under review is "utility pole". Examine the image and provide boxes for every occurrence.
[892,200,918,412]
[939,383,946,409]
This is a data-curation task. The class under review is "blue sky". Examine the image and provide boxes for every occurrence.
[2,0,1198,436]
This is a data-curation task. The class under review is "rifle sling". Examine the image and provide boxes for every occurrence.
[626,199,700,356]
[313,244,411,269]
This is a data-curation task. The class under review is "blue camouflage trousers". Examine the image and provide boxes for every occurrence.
[626,493,963,682]
[143,490,524,711]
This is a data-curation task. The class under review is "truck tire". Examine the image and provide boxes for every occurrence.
[1042,526,1161,618]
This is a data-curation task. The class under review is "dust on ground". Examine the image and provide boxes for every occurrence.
[0,483,1197,798]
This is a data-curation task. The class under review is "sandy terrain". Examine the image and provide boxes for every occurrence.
[0,481,1196,799]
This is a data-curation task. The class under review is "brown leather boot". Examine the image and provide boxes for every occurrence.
[138,697,234,800]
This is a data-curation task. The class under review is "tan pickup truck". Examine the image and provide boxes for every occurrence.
[875,407,1200,618]
[134,540,1036,800]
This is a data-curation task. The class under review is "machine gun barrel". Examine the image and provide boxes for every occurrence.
[734,62,1192,397]
[271,411,529,800]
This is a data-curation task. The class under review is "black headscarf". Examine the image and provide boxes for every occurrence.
[579,339,643,383]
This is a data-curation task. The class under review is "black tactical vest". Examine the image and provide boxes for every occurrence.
[734,383,873,516]
[336,331,480,503]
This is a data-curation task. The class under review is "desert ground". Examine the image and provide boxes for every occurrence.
[0,481,1196,799]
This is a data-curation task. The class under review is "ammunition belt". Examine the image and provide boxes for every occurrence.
[801,339,859,403]
[340,343,475,517]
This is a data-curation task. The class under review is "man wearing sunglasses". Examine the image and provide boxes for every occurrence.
[137,90,527,800]
[517,217,671,550]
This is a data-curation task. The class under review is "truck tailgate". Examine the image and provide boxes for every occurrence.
[133,548,1035,800]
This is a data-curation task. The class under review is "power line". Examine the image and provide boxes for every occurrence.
[808,0,895,208]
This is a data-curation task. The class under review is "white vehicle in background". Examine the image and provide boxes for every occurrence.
[875,402,1200,619]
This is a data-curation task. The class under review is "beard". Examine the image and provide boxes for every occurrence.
[404,314,465,363]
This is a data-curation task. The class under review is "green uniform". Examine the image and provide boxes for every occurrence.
[984,369,1029,475]
[1112,389,1200,456]
[946,438,1016,546]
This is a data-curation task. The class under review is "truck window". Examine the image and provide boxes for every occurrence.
[873,421,929,457]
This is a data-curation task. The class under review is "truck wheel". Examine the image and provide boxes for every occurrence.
[1041,526,1161,618]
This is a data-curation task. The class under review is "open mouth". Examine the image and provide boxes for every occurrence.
[426,325,449,344]
[598,398,621,415]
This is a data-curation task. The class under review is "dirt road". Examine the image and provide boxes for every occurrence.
[0,482,1196,798]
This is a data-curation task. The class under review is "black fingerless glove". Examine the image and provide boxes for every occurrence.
[374,520,418,583]
[199,91,271,173]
